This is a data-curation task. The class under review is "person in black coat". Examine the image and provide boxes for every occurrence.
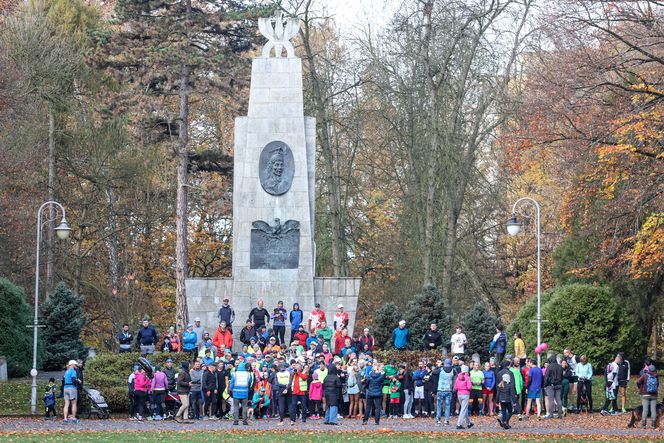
[423,323,443,350]
[323,362,343,425]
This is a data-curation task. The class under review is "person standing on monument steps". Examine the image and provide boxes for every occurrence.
[217,297,235,333]
[271,301,288,346]
[249,299,270,332]
[333,304,349,331]
[308,303,326,334]
[289,302,303,343]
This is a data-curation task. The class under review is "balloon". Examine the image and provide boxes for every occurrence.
[534,346,542,354]
[541,343,548,351]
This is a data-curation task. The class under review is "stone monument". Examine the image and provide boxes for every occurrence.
[185,13,361,344]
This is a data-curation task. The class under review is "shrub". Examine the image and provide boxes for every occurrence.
[372,302,401,349]
[0,278,36,376]
[85,352,191,412]
[460,303,499,362]
[41,282,87,370]
[372,350,445,368]
[508,284,642,365]
[403,284,452,351]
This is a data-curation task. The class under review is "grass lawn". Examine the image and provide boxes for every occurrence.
[0,431,657,443]
[0,379,47,415]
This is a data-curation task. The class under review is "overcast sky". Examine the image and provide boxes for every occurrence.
[323,0,399,38]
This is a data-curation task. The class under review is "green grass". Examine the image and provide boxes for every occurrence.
[0,431,652,443]
[0,379,47,415]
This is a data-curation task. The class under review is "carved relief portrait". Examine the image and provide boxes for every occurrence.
[259,141,294,196]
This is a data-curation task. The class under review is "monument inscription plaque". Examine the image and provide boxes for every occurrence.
[259,141,294,196]
[250,218,300,269]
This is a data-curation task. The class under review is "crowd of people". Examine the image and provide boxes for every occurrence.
[113,300,662,430]
[50,298,660,430]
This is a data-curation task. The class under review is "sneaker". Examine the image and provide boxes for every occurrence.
[599,410,609,416]
[70,418,80,423]
[444,420,450,426]
[621,408,627,414]
[362,421,368,425]
[436,420,441,424]
[542,414,554,419]
[243,420,248,425]
[610,411,619,416]
[504,424,512,430]
[62,419,69,423]
[290,421,295,426]
[233,420,239,425]
[497,417,504,428]
[456,425,464,429]
[467,422,474,429]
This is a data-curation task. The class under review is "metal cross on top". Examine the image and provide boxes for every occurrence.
[258,12,300,58]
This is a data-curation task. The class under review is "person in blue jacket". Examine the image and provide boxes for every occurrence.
[182,324,197,356]
[482,361,496,416]
[362,363,386,425]
[230,362,254,426]
[289,303,303,343]
[391,320,409,350]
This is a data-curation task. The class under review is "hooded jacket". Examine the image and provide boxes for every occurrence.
[290,305,303,330]
[365,370,385,398]
[323,365,343,406]
[544,357,563,387]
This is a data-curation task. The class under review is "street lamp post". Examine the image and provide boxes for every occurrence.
[31,201,71,414]
[506,197,541,366]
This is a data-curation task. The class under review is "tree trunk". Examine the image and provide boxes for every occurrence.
[105,186,121,296]
[300,11,347,276]
[46,106,56,294]
[175,62,191,333]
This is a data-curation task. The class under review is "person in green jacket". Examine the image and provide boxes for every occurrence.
[316,321,334,346]
[509,357,524,418]
[383,360,398,415]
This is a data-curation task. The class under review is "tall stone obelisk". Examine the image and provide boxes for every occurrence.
[230,12,316,321]
[186,14,360,343]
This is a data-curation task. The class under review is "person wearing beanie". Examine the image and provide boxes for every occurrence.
[175,362,191,422]
[636,364,659,428]
[497,372,516,429]
[436,358,454,425]
[454,365,473,429]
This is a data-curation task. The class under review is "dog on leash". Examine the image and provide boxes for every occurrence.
[627,402,664,428]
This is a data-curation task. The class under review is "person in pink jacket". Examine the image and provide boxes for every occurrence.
[133,368,151,421]
[151,366,168,419]
[454,365,474,430]
[308,372,324,419]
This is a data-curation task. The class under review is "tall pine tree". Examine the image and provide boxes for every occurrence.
[90,0,265,331]
[404,284,452,350]
[461,302,499,362]
[41,282,87,370]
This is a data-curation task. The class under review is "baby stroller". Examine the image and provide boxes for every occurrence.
[164,391,181,420]
[81,386,111,419]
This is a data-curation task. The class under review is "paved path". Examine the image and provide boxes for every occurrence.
[0,414,662,438]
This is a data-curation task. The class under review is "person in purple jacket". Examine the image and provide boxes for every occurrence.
[524,359,543,419]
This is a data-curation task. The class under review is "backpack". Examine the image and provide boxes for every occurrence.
[646,374,659,395]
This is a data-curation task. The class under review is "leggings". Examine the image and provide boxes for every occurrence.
[500,401,513,425]
[133,390,147,417]
[274,326,286,346]
[153,390,165,417]
[577,379,593,411]
[204,390,216,415]
[642,397,658,425]
[403,389,413,416]
[364,396,382,424]
[561,379,569,409]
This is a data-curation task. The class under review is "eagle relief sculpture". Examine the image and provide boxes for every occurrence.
[250,218,300,270]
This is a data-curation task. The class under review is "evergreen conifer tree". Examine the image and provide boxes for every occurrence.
[372,302,401,349]
[0,278,34,376]
[41,282,87,370]
[461,302,499,362]
[403,284,452,350]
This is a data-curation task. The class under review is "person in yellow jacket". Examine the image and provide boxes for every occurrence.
[514,332,526,367]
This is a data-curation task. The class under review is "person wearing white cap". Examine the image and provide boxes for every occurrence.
[193,318,205,352]
[453,364,473,430]
[333,304,348,331]
[63,360,80,423]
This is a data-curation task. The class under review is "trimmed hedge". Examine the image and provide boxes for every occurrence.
[85,352,191,413]
[507,284,643,365]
